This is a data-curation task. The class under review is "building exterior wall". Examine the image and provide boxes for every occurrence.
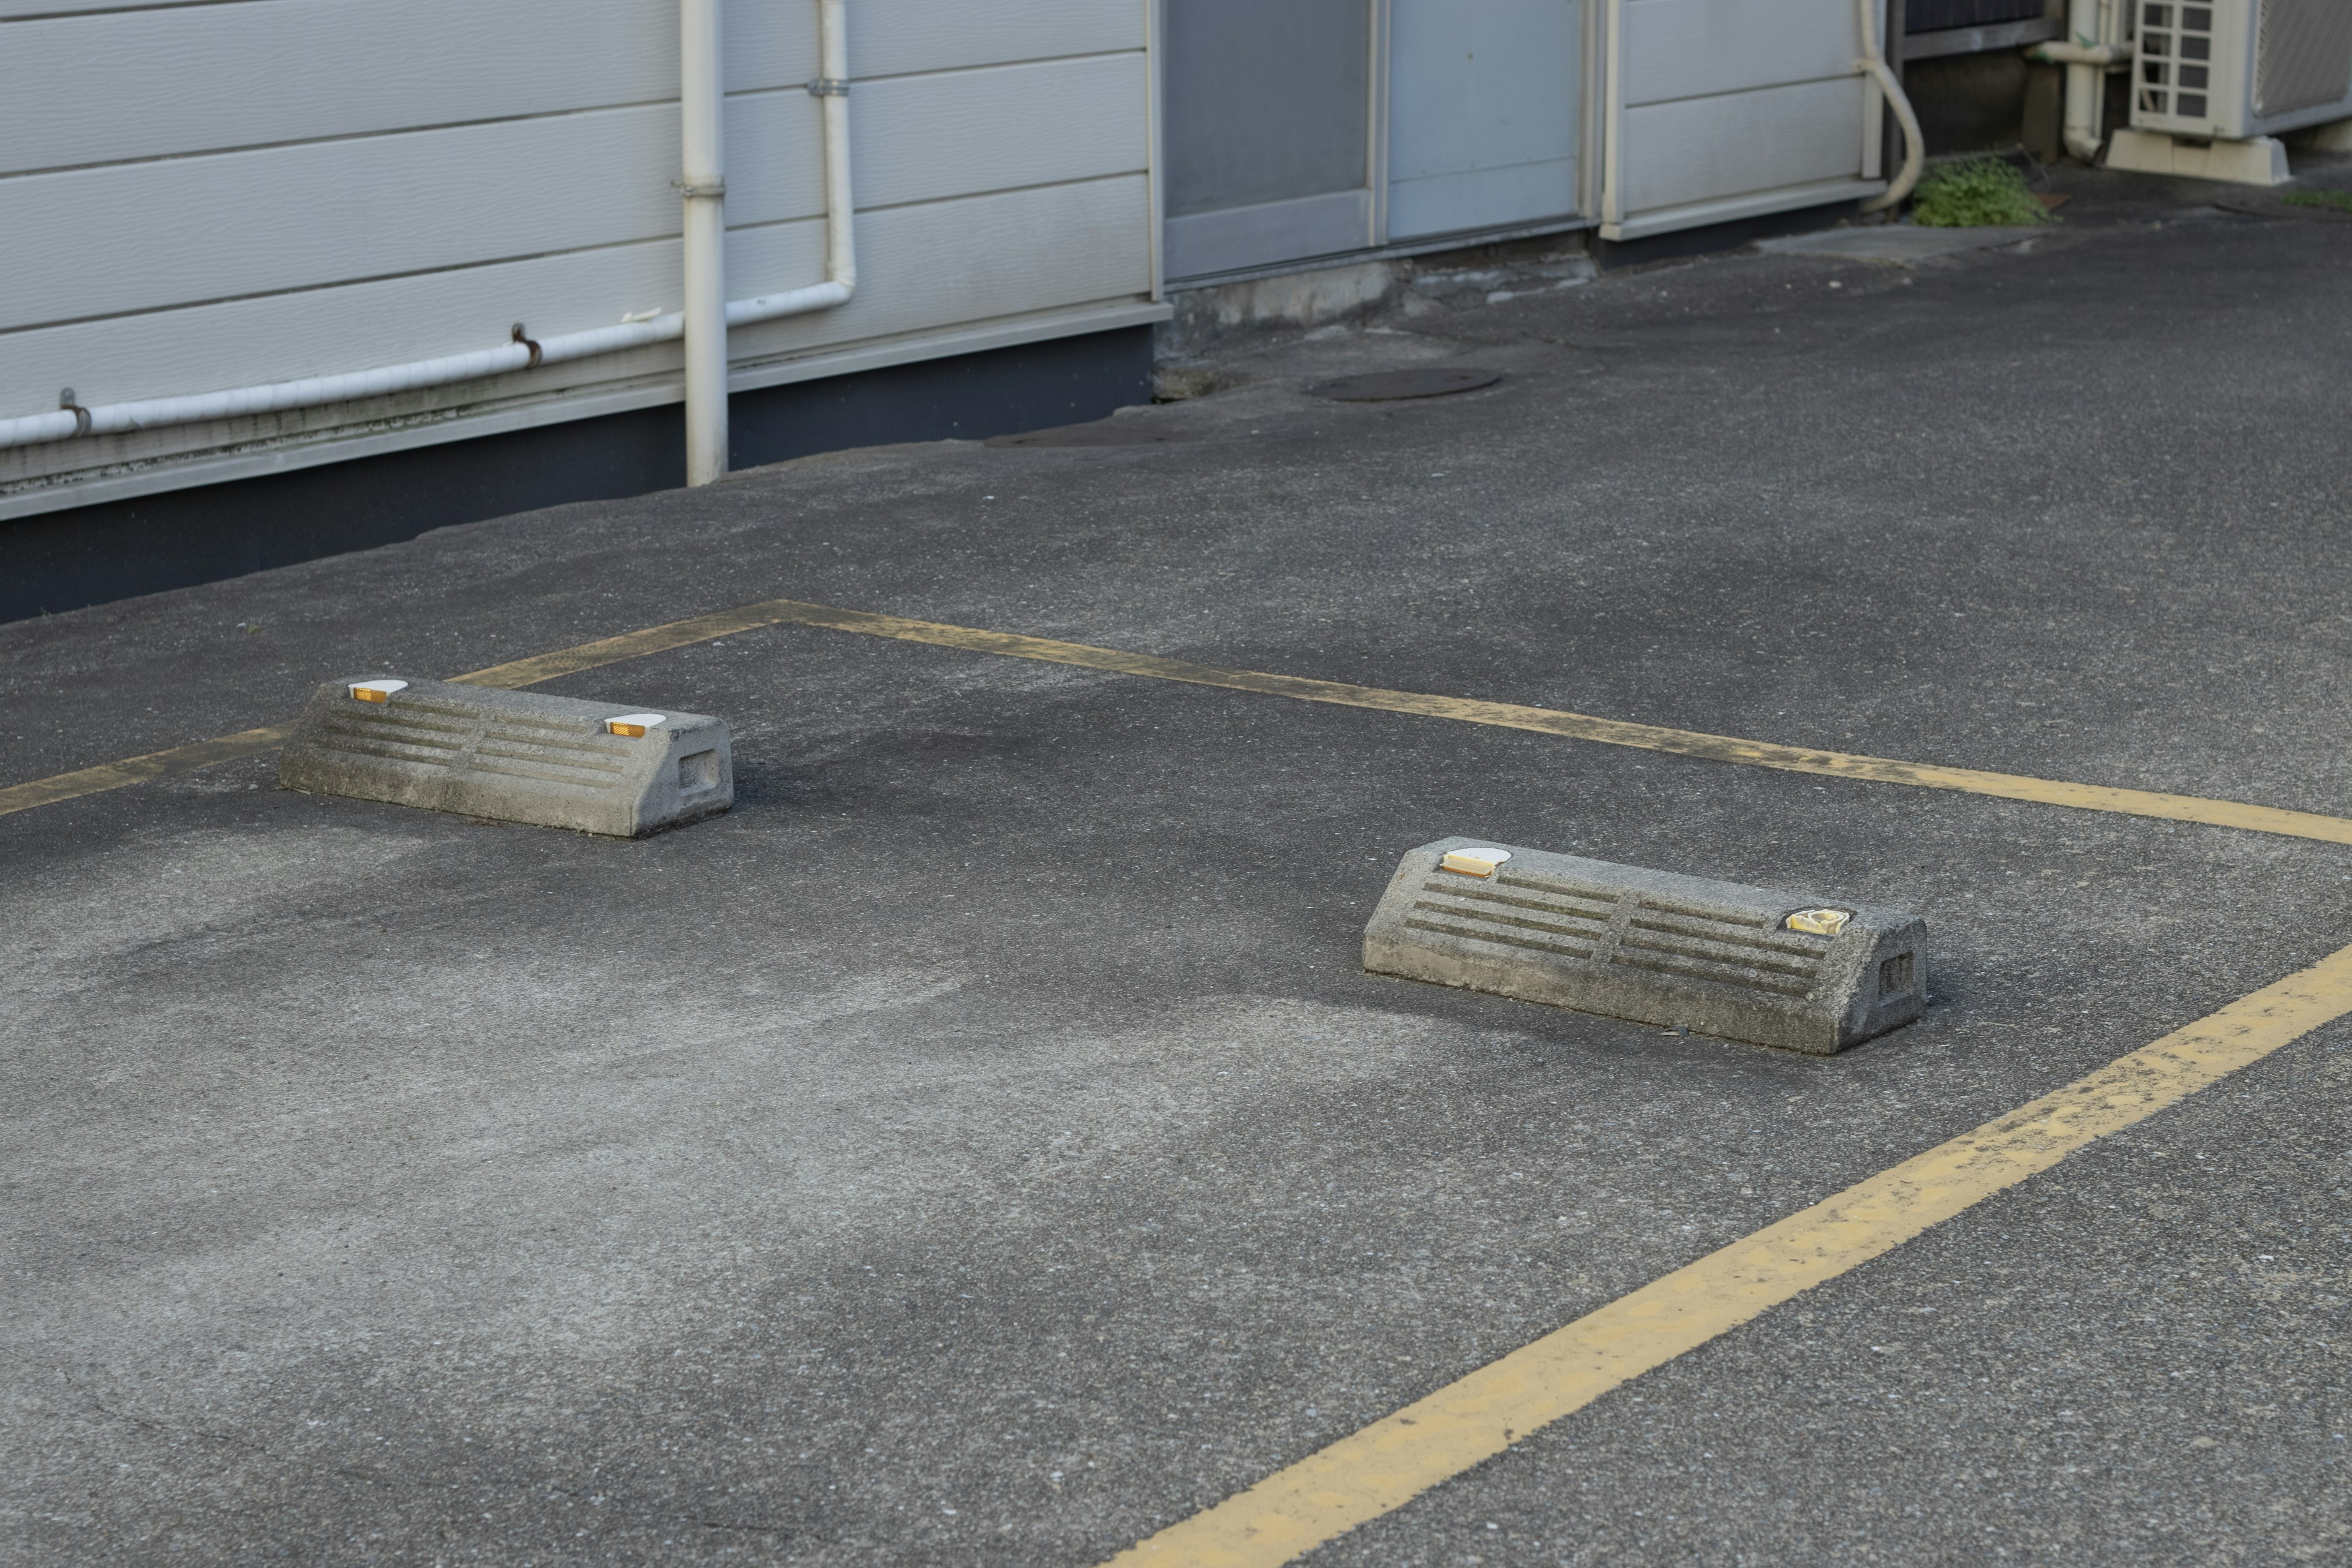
[0,0,1161,518]
[1604,0,1889,238]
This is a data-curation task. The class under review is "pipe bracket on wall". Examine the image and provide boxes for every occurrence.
[807,78,851,96]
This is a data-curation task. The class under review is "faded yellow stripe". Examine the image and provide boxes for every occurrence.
[7,595,2351,848]
[701,600,2352,846]
[0,725,296,818]
[444,601,799,688]
[1104,943,2352,1567]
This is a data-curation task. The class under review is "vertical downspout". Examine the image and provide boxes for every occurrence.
[680,0,728,487]
[1599,0,1626,235]
[1144,0,1164,303]
[816,0,855,297]
[2065,0,2104,162]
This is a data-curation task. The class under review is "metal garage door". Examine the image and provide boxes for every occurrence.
[1161,0,1376,278]
[1387,0,1585,240]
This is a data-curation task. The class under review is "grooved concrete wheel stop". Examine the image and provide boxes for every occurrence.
[1308,368,1502,401]
[1364,837,1927,1054]
[280,676,733,837]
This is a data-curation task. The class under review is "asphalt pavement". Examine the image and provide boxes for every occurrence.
[4,167,2350,1565]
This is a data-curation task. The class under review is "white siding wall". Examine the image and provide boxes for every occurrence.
[1607,0,1885,239]
[0,0,1156,502]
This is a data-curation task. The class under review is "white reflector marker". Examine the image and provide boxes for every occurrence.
[349,679,410,703]
[606,713,667,737]
[1440,846,1512,878]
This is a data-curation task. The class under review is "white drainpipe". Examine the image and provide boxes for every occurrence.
[2028,0,2133,163]
[0,0,856,459]
[1855,0,1924,213]
[679,0,728,486]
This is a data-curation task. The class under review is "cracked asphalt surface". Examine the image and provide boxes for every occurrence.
[4,168,2351,1564]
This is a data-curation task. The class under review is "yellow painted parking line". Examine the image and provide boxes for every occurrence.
[1101,942,2352,1567]
[0,724,298,819]
[6,595,2351,848]
[736,601,2352,845]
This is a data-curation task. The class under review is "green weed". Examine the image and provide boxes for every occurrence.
[1909,157,2053,228]
[2283,189,2352,213]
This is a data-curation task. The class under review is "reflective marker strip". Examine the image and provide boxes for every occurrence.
[8,596,2352,846]
[1099,941,2352,1568]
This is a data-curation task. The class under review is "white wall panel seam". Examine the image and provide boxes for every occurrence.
[2,1,1142,169]
[841,170,1147,219]
[1,104,691,184]
[2,167,1153,348]
[0,239,704,341]
[2,53,1150,186]
[0,1,247,18]
[0,58,1147,330]
[826,47,1145,88]
[1626,74,1884,111]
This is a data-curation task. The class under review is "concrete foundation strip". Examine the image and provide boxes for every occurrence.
[5,596,2351,849]
[1101,941,2352,1567]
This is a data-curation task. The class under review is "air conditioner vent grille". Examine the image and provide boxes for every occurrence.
[2256,0,2352,114]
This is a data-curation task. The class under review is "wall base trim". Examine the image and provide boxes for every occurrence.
[1600,178,1887,241]
[0,300,1169,525]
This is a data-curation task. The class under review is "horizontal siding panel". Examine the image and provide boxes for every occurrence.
[0,177,1149,418]
[0,0,1142,173]
[0,105,685,333]
[731,175,1152,361]
[0,0,673,175]
[1620,77,1865,212]
[0,55,1144,332]
[853,54,1145,208]
[846,0,1143,78]
[0,0,217,16]
[1622,0,1859,105]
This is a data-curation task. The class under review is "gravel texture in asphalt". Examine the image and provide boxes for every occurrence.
[5,169,2350,1565]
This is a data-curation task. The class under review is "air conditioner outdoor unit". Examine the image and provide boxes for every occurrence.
[2128,0,2352,140]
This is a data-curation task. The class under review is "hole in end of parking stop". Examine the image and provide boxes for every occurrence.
[1365,837,1926,1055]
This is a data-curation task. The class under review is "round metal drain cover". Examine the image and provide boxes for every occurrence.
[1307,368,1502,401]
[986,420,1194,448]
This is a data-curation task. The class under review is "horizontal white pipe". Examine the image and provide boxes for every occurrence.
[0,279,842,458]
[2027,39,2132,64]
[3,0,856,456]
[0,314,680,450]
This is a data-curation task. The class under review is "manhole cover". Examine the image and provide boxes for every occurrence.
[1307,368,1502,401]
[985,420,1194,448]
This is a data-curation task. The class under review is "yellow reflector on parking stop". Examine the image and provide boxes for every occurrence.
[1440,847,1512,878]
[349,679,409,703]
[606,713,666,737]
